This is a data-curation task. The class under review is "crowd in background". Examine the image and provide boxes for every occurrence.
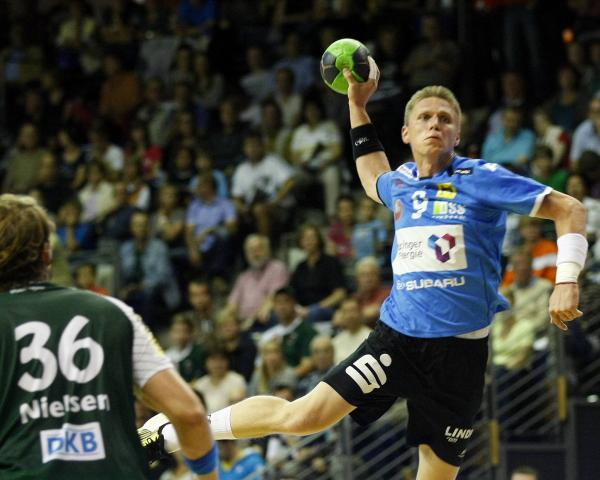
[1,0,600,478]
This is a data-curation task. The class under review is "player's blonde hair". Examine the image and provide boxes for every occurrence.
[404,85,462,126]
[0,194,54,290]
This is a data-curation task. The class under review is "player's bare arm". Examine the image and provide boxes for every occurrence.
[535,190,587,331]
[343,58,391,204]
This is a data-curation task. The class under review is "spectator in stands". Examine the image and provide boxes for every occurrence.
[565,173,600,249]
[570,94,600,165]
[208,98,247,174]
[511,466,539,480]
[332,298,372,364]
[78,161,115,223]
[482,106,536,170]
[126,121,163,181]
[56,125,87,190]
[327,195,356,261]
[166,111,201,164]
[152,183,186,251]
[35,152,67,214]
[123,157,151,210]
[186,173,237,279]
[260,99,292,163]
[226,234,289,331]
[290,224,347,324]
[73,263,108,295]
[54,0,99,76]
[99,52,141,130]
[87,122,125,178]
[176,0,218,41]
[56,198,96,253]
[532,107,570,168]
[193,52,224,112]
[240,45,274,104]
[248,338,297,396]
[297,335,335,396]
[135,78,176,148]
[290,97,344,217]
[502,217,557,286]
[352,197,388,264]
[182,279,216,340]
[216,308,257,382]
[578,150,600,199]
[531,145,569,193]
[402,12,460,91]
[261,287,319,378]
[119,210,180,326]
[193,347,247,414]
[167,146,196,196]
[353,256,390,327]
[166,313,205,383]
[2,123,47,193]
[218,440,265,480]
[189,148,228,198]
[272,32,318,94]
[273,67,302,128]
[99,181,136,241]
[166,44,195,94]
[487,71,529,135]
[231,132,297,239]
[546,64,587,133]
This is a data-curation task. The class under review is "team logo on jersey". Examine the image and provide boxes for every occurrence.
[428,233,456,262]
[436,183,457,199]
[454,168,472,175]
[397,164,414,179]
[40,422,106,463]
[392,225,467,275]
[345,354,392,394]
[394,199,404,221]
[432,201,466,219]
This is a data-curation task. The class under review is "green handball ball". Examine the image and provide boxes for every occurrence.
[320,38,370,95]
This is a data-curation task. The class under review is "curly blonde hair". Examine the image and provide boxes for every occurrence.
[0,194,54,289]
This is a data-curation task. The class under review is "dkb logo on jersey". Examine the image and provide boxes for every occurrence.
[428,233,456,263]
[345,354,392,394]
[40,422,105,463]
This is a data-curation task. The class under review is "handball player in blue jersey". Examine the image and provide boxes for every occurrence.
[143,60,587,480]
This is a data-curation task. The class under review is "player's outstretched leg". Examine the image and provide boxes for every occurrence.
[416,444,460,480]
[143,382,355,454]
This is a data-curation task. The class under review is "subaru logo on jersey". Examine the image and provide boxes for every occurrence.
[40,422,105,463]
[436,183,457,199]
[428,233,456,263]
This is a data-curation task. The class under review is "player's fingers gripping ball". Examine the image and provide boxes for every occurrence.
[320,38,371,95]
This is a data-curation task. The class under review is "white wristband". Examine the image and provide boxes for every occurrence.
[556,233,588,267]
[555,233,588,284]
[555,262,581,284]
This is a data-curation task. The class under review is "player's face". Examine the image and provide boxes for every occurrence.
[402,97,460,158]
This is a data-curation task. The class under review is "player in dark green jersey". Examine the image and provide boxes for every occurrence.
[0,194,218,479]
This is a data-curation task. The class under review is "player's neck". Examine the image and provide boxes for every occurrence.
[415,152,454,178]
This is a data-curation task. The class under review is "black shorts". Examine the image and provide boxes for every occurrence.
[323,321,488,467]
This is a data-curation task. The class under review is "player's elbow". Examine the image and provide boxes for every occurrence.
[169,404,207,428]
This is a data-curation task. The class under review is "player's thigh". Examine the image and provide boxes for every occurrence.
[283,381,355,435]
[416,444,459,480]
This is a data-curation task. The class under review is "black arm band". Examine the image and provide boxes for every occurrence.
[350,123,385,161]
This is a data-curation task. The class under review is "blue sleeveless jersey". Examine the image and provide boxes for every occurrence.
[376,155,552,337]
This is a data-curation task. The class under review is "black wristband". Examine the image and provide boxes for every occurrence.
[350,123,385,161]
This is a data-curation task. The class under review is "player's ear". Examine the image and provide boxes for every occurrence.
[41,241,53,266]
[401,125,410,145]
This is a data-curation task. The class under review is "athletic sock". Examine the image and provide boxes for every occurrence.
[208,406,235,440]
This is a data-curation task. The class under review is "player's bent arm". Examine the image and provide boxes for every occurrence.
[534,190,586,237]
[142,369,212,459]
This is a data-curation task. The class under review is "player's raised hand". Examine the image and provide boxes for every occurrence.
[343,56,380,108]
[548,283,582,331]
